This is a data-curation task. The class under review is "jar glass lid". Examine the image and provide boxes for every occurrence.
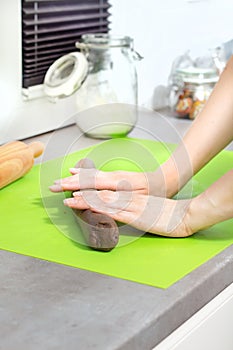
[44,52,88,98]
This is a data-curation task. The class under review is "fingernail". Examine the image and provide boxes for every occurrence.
[63,198,74,205]
[49,185,63,192]
[69,168,80,173]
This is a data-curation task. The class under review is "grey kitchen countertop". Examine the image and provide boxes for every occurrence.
[0,108,233,350]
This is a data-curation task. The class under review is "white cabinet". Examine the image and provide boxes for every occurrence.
[154,282,233,350]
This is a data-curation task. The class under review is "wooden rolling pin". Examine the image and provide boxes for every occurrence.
[72,158,119,251]
[0,140,44,189]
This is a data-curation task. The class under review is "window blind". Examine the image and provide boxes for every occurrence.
[21,0,111,88]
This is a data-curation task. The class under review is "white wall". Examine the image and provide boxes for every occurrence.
[0,0,78,144]
[110,0,233,106]
[0,0,233,143]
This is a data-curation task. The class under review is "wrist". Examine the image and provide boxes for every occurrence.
[158,144,194,198]
[188,192,218,233]
[149,165,178,198]
[156,159,184,198]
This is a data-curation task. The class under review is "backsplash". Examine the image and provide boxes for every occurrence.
[0,0,232,143]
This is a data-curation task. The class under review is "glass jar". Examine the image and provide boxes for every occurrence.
[44,34,142,138]
[169,67,219,120]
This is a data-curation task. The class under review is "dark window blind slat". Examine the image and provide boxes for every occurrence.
[24,0,98,2]
[23,27,107,44]
[24,0,106,3]
[23,39,76,51]
[23,19,109,35]
[23,3,110,15]
[24,47,76,58]
[22,0,111,88]
[23,13,109,26]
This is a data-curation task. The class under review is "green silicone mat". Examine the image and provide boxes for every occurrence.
[0,138,232,289]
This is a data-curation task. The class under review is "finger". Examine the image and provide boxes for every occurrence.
[49,173,81,192]
[91,170,150,193]
[63,190,123,211]
[63,194,136,225]
[50,158,96,192]
[71,190,146,220]
[82,191,167,233]
[63,190,117,210]
[64,190,129,211]
[50,168,99,192]
[63,194,90,210]
[50,169,150,193]
[70,170,149,192]
[74,190,135,211]
[49,184,64,192]
[69,168,80,175]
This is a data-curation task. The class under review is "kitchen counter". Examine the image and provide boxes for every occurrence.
[1,109,233,350]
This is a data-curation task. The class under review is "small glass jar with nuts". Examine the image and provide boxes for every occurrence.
[169,67,219,119]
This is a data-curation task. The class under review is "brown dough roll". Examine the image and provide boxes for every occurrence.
[72,158,119,251]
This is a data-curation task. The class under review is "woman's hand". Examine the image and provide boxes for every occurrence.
[49,167,168,197]
[63,190,195,237]
[61,169,233,238]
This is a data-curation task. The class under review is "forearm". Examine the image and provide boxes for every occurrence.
[189,169,233,232]
[159,56,233,197]
[182,56,233,171]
